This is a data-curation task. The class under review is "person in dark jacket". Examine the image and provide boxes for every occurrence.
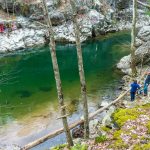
[144,72,150,96]
[130,80,140,101]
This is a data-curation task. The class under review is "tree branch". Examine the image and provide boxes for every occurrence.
[137,0,150,8]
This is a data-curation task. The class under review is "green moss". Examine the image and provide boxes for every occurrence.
[51,143,88,150]
[142,143,150,150]
[110,139,127,149]
[133,143,150,150]
[142,103,150,108]
[100,126,111,132]
[131,133,138,139]
[133,144,142,150]
[95,135,107,143]
[140,104,150,111]
[113,108,141,127]
[110,129,128,149]
[146,121,150,134]
[71,144,88,150]
[109,103,150,150]
[51,144,67,150]
[113,130,122,140]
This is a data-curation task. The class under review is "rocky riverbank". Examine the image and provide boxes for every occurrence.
[117,25,150,74]
[0,0,150,53]
[51,66,150,150]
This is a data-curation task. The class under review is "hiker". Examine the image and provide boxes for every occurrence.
[130,80,140,101]
[144,72,150,96]
[0,23,4,33]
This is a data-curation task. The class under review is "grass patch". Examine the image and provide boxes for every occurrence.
[95,135,107,144]
[71,143,88,150]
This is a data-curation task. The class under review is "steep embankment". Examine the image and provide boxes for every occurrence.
[51,67,150,150]
[52,96,150,150]
[117,25,150,74]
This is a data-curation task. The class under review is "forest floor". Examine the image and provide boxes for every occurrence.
[51,97,150,150]
[85,97,150,150]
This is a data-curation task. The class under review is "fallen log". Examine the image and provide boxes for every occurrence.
[138,1,150,8]
[22,68,149,150]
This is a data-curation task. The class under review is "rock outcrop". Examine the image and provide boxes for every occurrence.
[117,25,150,74]
[0,28,46,53]
[0,0,150,53]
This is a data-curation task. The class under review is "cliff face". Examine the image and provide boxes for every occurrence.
[0,0,150,53]
[117,25,150,74]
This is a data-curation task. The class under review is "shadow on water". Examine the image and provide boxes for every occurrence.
[39,86,52,92]
[15,90,32,98]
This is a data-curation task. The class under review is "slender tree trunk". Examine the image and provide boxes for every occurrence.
[5,0,9,18]
[69,0,89,139]
[131,0,137,77]
[42,0,73,147]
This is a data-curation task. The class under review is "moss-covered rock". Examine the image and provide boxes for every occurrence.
[71,143,88,150]
[94,135,107,144]
[113,107,143,127]
[133,143,150,150]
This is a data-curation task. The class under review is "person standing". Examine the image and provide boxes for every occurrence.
[11,22,17,31]
[0,23,4,33]
[144,72,150,96]
[130,80,140,101]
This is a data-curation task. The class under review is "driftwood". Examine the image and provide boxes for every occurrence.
[137,0,150,8]
[22,68,149,150]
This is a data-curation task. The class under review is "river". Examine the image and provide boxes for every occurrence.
[0,32,130,149]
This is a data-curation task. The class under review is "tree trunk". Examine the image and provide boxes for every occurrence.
[41,0,73,147]
[131,0,137,77]
[5,0,9,17]
[69,0,89,139]
[137,0,150,9]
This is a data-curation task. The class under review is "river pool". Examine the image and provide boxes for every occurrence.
[0,32,130,149]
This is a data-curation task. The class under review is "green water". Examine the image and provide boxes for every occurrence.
[0,32,130,146]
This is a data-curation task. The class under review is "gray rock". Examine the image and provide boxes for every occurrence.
[89,119,99,129]
[88,9,105,25]
[137,26,150,42]
[49,10,65,26]
[0,29,46,53]
[0,144,21,150]
[102,106,115,127]
[117,25,150,74]
[100,101,109,107]
[0,0,150,53]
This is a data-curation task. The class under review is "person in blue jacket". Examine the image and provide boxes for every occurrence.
[130,80,140,101]
[144,72,150,96]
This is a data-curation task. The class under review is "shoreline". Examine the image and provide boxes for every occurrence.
[50,66,150,150]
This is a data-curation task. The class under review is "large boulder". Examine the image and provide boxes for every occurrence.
[49,10,65,26]
[117,26,150,74]
[0,28,46,53]
[88,9,105,25]
[137,26,150,42]
[53,20,92,43]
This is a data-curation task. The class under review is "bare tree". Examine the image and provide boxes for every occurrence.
[41,0,73,147]
[69,0,89,139]
[131,0,137,77]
